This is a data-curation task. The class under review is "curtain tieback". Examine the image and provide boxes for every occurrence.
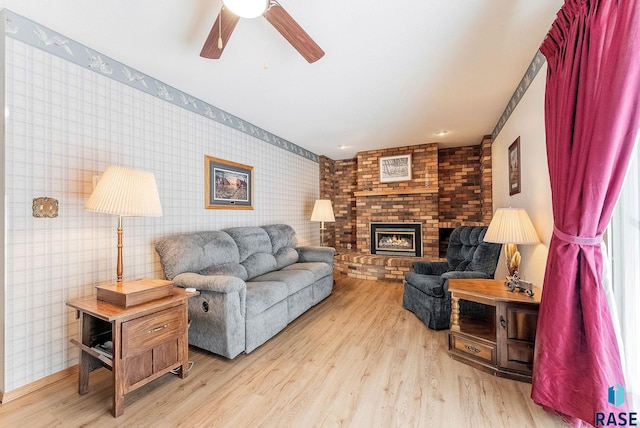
[553,225,603,246]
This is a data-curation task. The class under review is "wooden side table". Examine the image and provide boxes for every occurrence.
[67,287,198,417]
[448,278,541,382]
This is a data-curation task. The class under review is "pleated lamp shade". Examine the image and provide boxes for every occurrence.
[310,200,335,223]
[85,166,163,217]
[484,208,539,244]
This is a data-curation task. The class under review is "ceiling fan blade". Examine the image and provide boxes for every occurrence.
[200,7,240,59]
[264,2,325,63]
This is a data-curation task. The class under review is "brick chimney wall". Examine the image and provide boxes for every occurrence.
[319,139,491,258]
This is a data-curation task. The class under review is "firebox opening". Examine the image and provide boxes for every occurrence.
[370,222,422,257]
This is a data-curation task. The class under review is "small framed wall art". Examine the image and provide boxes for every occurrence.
[379,154,412,183]
[204,155,253,209]
[508,137,521,195]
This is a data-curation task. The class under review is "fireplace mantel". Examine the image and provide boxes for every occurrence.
[353,187,438,197]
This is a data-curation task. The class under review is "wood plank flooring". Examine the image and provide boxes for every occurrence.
[0,276,569,427]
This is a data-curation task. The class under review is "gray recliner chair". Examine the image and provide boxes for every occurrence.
[402,226,502,330]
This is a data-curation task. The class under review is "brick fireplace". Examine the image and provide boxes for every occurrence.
[319,136,492,281]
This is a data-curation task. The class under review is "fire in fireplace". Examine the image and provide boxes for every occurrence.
[370,222,422,257]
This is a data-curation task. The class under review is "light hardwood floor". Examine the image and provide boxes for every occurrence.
[0,276,569,427]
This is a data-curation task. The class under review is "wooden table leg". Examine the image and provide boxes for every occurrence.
[178,305,189,379]
[78,312,90,395]
[450,296,460,332]
[78,350,91,395]
[112,320,124,418]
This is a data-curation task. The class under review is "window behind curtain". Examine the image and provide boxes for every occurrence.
[611,140,639,412]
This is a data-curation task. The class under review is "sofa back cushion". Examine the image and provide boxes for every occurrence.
[261,224,299,269]
[225,227,278,279]
[156,231,240,280]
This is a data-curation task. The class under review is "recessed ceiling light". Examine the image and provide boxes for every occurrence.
[435,131,449,137]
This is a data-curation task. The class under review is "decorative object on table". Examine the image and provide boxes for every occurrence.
[379,154,412,182]
[85,166,163,282]
[505,273,535,297]
[508,137,521,195]
[310,199,335,246]
[96,278,173,307]
[204,155,253,210]
[483,207,540,285]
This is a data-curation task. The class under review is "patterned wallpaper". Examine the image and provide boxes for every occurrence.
[1,10,319,392]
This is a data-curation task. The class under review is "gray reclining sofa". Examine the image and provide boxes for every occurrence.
[155,224,335,359]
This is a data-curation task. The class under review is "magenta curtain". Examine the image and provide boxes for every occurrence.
[533,0,640,426]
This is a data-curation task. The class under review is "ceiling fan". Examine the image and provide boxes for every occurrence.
[200,0,325,63]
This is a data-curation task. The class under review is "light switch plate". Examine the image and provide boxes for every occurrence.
[33,197,59,218]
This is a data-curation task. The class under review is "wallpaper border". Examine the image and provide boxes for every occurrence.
[491,50,546,141]
[2,9,319,163]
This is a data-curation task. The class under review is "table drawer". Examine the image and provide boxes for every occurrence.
[450,333,496,364]
[121,305,185,358]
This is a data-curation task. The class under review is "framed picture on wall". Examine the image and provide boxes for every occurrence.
[204,155,253,209]
[379,154,412,182]
[509,137,521,195]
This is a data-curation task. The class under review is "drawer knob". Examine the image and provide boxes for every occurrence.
[464,344,481,354]
[148,324,168,334]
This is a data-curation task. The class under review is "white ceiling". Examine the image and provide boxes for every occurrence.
[0,0,562,160]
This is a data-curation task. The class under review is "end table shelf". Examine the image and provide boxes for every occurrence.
[67,286,198,417]
[448,278,541,383]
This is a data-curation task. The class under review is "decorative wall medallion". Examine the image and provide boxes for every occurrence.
[32,197,59,218]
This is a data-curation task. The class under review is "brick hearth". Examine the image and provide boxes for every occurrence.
[333,251,446,282]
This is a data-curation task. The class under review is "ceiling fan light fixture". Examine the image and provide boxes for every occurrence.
[223,0,269,19]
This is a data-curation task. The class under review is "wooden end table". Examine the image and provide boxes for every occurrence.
[448,278,541,382]
[67,287,198,417]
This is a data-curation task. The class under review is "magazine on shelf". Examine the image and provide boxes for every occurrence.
[92,340,113,359]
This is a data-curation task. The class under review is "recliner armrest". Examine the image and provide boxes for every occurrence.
[412,261,449,276]
[440,271,492,280]
[297,246,336,264]
[173,272,246,293]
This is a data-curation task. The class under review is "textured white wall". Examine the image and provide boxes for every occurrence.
[3,37,319,392]
[492,62,553,287]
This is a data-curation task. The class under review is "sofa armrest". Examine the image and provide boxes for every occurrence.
[412,261,449,276]
[173,272,246,293]
[173,272,246,359]
[440,271,492,280]
[297,246,336,264]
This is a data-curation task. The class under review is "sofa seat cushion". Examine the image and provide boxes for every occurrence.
[282,262,332,282]
[251,269,315,295]
[245,281,288,319]
[405,272,447,298]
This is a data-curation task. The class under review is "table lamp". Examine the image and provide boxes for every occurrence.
[483,207,540,279]
[85,166,163,282]
[310,199,335,246]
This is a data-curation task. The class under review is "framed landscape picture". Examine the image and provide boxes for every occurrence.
[379,154,412,183]
[509,137,521,195]
[204,155,253,209]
